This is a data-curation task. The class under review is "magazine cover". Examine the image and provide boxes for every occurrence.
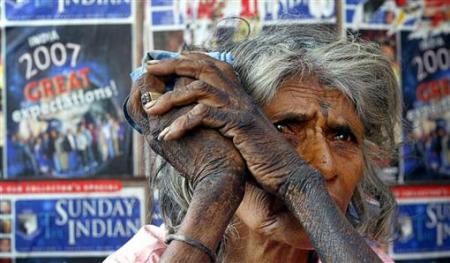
[184,0,260,46]
[400,30,450,182]
[345,0,421,29]
[150,0,186,31]
[391,185,450,260]
[261,0,335,25]
[0,180,146,260]
[5,0,131,21]
[5,25,133,179]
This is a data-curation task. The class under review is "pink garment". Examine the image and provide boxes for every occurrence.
[104,225,394,263]
[103,225,166,263]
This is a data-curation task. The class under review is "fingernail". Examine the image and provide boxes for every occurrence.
[157,127,170,141]
[144,100,157,110]
[147,60,160,65]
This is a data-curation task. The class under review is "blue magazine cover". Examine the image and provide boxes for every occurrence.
[391,186,450,260]
[401,30,450,182]
[5,25,133,179]
[5,0,131,21]
[0,180,146,259]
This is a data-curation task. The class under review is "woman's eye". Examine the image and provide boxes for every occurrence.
[334,132,355,142]
[275,123,294,134]
[276,124,287,132]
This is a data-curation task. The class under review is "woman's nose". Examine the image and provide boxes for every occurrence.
[299,134,337,181]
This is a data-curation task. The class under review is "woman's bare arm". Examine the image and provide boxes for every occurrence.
[278,156,381,262]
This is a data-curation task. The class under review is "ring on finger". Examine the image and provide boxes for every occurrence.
[141,91,162,106]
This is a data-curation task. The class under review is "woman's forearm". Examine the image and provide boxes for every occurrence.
[147,128,246,262]
[161,169,245,262]
[278,162,382,263]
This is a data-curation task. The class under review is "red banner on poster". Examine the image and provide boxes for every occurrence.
[0,180,123,194]
[392,185,450,199]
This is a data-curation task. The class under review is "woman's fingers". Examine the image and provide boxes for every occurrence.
[147,55,239,92]
[158,104,237,141]
[144,81,230,116]
[180,52,237,77]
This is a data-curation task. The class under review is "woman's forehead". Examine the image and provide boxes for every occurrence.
[269,78,354,109]
[263,78,364,136]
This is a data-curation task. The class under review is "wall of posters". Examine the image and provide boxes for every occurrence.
[400,30,450,182]
[150,0,186,31]
[150,0,260,47]
[391,186,450,260]
[261,0,335,24]
[185,0,260,46]
[345,0,421,29]
[5,0,131,21]
[149,0,338,47]
[5,24,133,179]
[0,180,146,260]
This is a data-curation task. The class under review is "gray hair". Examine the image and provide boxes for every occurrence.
[151,25,400,257]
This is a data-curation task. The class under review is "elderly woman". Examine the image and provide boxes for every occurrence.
[108,26,399,263]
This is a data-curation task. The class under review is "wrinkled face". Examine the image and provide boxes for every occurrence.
[235,77,365,249]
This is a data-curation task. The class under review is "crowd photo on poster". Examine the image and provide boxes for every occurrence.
[5,25,133,179]
[7,110,126,178]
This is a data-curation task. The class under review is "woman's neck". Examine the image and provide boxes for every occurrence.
[223,222,312,263]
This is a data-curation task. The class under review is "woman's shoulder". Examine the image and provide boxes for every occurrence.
[103,225,167,263]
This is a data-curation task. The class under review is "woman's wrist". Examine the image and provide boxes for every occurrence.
[165,234,216,262]
[161,170,244,262]
[161,241,211,263]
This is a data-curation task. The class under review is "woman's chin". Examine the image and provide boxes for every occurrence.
[236,183,315,250]
[238,206,314,250]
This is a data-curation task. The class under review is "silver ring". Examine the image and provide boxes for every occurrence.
[141,91,162,105]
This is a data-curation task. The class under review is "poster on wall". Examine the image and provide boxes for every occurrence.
[0,180,146,260]
[150,0,186,31]
[182,0,259,46]
[5,24,133,179]
[345,0,421,29]
[261,0,335,25]
[400,30,450,182]
[390,185,450,260]
[4,0,131,21]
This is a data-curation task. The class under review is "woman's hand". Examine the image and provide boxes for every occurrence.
[127,73,246,262]
[143,52,300,197]
[128,70,246,186]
